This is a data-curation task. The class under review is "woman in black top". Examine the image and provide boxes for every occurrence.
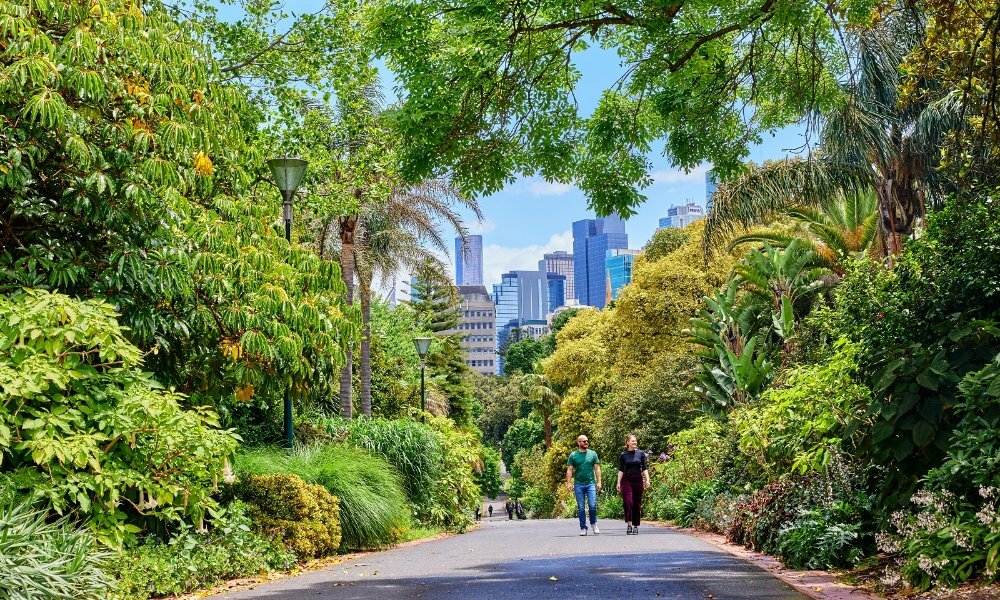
[616,434,650,535]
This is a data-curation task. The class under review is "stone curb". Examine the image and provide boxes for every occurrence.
[647,521,881,600]
[186,530,456,599]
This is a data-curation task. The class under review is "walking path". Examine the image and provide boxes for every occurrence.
[212,517,810,599]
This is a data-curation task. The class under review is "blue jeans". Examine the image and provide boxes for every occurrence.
[574,483,598,530]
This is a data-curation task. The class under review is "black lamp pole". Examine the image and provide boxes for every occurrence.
[267,157,308,449]
[413,337,432,420]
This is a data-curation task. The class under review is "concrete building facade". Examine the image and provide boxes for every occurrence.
[658,202,705,229]
[452,285,496,375]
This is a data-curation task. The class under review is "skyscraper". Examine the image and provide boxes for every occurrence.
[605,249,641,303]
[455,235,483,286]
[572,213,627,309]
[492,269,563,374]
[658,202,705,229]
[538,251,575,301]
[706,172,717,211]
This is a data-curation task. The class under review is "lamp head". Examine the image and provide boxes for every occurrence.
[412,337,433,359]
[267,157,308,204]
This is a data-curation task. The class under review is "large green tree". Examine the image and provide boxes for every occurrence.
[0,0,357,435]
[366,0,871,215]
[704,11,964,257]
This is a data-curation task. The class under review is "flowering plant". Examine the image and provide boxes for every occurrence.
[878,487,1000,590]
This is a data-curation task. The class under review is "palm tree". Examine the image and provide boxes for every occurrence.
[727,190,881,274]
[518,372,559,448]
[353,179,481,416]
[704,11,964,258]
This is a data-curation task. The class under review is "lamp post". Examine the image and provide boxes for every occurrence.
[267,157,308,449]
[412,337,432,417]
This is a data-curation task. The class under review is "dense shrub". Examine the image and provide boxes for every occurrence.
[110,501,293,599]
[423,416,482,529]
[676,481,722,529]
[0,290,238,547]
[876,361,1000,590]
[728,457,874,567]
[236,445,410,550]
[729,475,815,553]
[732,341,872,480]
[230,473,341,559]
[646,485,684,522]
[476,445,503,499]
[593,353,699,461]
[0,503,111,600]
[654,417,726,495]
[514,445,558,518]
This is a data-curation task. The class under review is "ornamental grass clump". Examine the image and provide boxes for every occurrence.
[0,503,112,599]
[237,444,410,550]
[343,417,444,519]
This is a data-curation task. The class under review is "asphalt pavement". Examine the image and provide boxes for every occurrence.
[212,517,809,599]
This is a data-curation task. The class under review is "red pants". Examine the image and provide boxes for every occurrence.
[621,473,644,526]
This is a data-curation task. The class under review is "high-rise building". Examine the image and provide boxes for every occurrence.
[706,172,717,211]
[572,213,627,309]
[492,269,562,374]
[446,285,496,376]
[658,202,705,229]
[538,251,575,301]
[605,249,641,303]
[547,274,566,313]
[455,235,483,286]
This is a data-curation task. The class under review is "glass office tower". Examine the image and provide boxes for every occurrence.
[455,235,483,286]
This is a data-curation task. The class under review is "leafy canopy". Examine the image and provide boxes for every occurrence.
[366,0,873,216]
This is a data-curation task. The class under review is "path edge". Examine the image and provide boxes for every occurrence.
[647,521,880,600]
[186,529,459,599]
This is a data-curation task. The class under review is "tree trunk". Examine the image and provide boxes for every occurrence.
[543,409,552,449]
[876,161,922,257]
[339,215,358,420]
[360,279,372,417]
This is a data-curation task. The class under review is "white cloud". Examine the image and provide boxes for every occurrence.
[467,218,496,235]
[481,229,574,291]
[527,180,574,197]
[649,165,708,185]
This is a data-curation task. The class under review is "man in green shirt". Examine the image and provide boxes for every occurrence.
[566,434,601,535]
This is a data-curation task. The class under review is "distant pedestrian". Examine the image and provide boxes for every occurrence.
[505,500,514,520]
[566,434,601,535]
[515,500,525,519]
[616,433,650,535]
[475,505,482,522]
[488,504,494,518]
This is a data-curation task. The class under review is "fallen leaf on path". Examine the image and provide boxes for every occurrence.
[549,576,559,581]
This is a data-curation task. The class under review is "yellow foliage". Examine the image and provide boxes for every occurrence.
[606,222,743,374]
[233,473,342,559]
[193,151,213,176]
[542,309,609,390]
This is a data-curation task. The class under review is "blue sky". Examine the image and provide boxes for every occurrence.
[214,2,807,293]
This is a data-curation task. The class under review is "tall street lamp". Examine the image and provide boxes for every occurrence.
[267,157,308,449]
[412,337,432,417]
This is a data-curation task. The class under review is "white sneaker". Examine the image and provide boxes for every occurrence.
[593,526,600,535]
[580,529,587,536]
